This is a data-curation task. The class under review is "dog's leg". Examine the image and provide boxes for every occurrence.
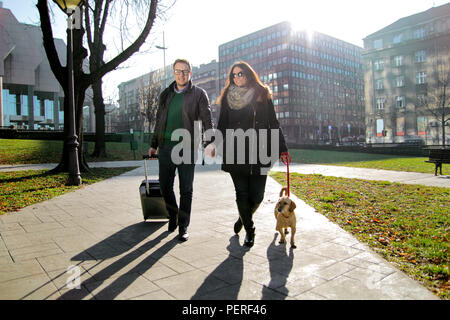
[290,226,297,249]
[277,226,286,244]
[284,228,289,235]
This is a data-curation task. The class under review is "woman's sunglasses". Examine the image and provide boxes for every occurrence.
[232,71,245,78]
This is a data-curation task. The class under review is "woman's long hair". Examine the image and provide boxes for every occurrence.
[218,61,272,105]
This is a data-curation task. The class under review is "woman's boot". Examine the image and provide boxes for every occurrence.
[236,201,260,236]
[244,227,255,247]
[235,199,253,235]
[233,218,243,234]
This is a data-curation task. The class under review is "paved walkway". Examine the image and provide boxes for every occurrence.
[0,161,445,300]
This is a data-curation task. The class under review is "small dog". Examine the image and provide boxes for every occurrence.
[274,187,297,248]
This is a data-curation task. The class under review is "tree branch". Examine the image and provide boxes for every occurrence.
[99,0,112,41]
[36,0,65,86]
[88,0,158,85]
[84,2,94,53]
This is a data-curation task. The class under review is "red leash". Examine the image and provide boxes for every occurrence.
[286,160,290,197]
[281,153,291,197]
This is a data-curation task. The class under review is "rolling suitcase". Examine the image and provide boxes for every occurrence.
[139,155,169,220]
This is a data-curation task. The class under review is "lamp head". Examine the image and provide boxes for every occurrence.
[52,0,84,13]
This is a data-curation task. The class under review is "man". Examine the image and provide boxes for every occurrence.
[149,58,214,241]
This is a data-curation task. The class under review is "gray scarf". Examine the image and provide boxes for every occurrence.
[226,85,255,110]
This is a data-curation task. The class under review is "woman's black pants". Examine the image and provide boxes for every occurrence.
[230,172,268,232]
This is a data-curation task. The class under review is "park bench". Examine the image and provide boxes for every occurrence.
[425,148,450,176]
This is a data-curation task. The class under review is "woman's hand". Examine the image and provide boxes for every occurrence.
[280,152,292,165]
[204,143,216,158]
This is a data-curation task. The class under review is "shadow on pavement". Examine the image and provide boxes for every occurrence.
[191,235,248,299]
[262,233,294,299]
[58,222,179,300]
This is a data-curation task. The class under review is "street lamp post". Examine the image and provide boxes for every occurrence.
[156,32,168,88]
[52,0,84,186]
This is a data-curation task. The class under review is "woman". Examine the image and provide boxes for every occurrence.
[216,61,291,247]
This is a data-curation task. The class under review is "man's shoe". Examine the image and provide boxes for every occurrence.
[243,228,255,248]
[178,231,189,242]
[168,217,178,232]
[233,218,243,234]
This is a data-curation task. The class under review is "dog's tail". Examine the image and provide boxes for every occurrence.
[280,187,288,197]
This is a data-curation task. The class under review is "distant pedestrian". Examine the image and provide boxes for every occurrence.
[149,58,214,242]
[214,61,291,247]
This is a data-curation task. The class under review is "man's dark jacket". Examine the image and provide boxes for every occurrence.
[151,80,214,162]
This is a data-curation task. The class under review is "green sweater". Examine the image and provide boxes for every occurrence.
[163,92,184,145]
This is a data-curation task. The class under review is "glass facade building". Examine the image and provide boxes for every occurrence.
[0,7,66,130]
[219,21,365,145]
[1,88,63,129]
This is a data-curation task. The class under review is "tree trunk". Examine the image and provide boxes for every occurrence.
[49,89,90,174]
[38,0,160,175]
[48,26,90,174]
[91,79,107,157]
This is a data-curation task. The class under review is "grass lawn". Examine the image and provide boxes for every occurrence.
[0,167,137,215]
[1,140,438,174]
[270,171,449,299]
[0,139,150,164]
[289,149,435,174]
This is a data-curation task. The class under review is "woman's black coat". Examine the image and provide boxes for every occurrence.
[217,95,288,175]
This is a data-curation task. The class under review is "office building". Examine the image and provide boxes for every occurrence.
[363,3,450,145]
[219,21,365,145]
[0,5,66,129]
[117,60,220,132]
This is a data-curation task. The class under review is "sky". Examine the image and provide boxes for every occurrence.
[2,0,450,101]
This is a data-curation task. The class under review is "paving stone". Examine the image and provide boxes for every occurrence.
[0,259,45,283]
[84,272,160,300]
[0,273,60,300]
[154,269,229,299]
[9,242,63,262]
[21,221,64,233]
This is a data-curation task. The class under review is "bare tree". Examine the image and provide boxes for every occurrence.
[139,78,161,134]
[418,47,450,146]
[36,0,159,172]
[84,0,175,157]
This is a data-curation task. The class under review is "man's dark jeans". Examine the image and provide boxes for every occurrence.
[158,144,195,233]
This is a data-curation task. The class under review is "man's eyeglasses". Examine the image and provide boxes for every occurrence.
[174,69,190,76]
[232,71,245,78]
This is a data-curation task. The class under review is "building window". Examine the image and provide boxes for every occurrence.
[396,96,406,108]
[376,97,385,110]
[375,79,384,90]
[416,71,427,84]
[376,119,384,136]
[396,76,405,87]
[393,33,403,44]
[374,59,384,71]
[394,55,403,67]
[417,116,427,135]
[415,50,426,63]
[373,39,383,49]
[413,27,426,39]
[396,117,405,136]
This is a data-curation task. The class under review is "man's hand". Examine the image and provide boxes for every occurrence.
[148,147,158,158]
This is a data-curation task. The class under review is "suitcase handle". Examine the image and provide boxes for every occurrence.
[143,154,158,195]
[143,154,158,159]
